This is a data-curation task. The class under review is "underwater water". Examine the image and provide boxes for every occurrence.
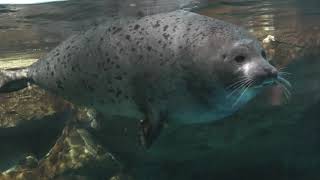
[0,0,319,179]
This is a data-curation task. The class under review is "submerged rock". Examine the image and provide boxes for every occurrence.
[0,86,69,171]
[1,124,122,180]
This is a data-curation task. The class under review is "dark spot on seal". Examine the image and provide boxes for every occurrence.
[108,89,115,93]
[134,24,140,30]
[153,20,161,28]
[116,89,122,97]
[115,76,123,80]
[92,73,99,78]
[163,33,170,40]
[163,25,169,31]
[66,46,70,50]
[56,80,64,90]
[87,85,95,92]
[116,64,120,69]
[222,54,227,59]
[147,46,152,51]
[51,71,54,76]
[112,27,122,34]
[131,48,136,52]
[137,11,144,17]
[147,97,155,103]
[125,35,131,40]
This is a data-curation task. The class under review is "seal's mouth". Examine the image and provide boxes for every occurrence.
[253,76,291,89]
[253,79,276,88]
[226,74,292,107]
[257,79,276,87]
[252,75,292,103]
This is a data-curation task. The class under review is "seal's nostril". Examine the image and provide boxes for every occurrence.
[262,67,278,79]
[270,69,278,79]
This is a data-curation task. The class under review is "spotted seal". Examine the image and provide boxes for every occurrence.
[0,10,290,147]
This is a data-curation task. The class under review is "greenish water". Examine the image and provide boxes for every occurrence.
[0,0,319,180]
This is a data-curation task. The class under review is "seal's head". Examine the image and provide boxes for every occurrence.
[218,38,279,88]
[185,22,291,108]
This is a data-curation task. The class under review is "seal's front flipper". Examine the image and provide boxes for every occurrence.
[139,108,166,148]
[0,68,33,93]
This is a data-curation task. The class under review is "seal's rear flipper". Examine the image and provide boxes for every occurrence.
[0,68,33,93]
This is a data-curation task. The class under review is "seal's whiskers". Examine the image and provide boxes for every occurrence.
[227,77,251,98]
[279,71,292,77]
[277,76,292,88]
[276,76,292,102]
[232,79,253,108]
[226,76,250,90]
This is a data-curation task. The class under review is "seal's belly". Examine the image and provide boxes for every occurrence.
[170,89,258,124]
[170,103,236,124]
[94,99,144,120]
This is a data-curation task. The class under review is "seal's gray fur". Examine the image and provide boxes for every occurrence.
[0,10,288,146]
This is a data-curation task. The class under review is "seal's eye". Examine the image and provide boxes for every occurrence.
[261,50,267,59]
[234,55,245,63]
